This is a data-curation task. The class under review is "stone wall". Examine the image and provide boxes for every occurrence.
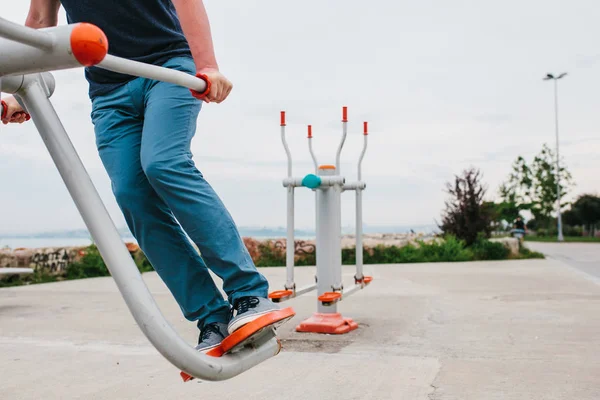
[0,233,435,276]
[0,246,87,275]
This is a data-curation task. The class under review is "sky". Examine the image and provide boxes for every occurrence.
[1,0,599,235]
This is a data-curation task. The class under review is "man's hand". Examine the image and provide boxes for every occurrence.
[192,69,233,104]
[1,95,30,125]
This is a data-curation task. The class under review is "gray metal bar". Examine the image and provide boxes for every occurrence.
[340,284,362,299]
[355,131,368,281]
[335,107,348,172]
[15,73,279,381]
[0,16,53,50]
[342,181,366,191]
[295,283,318,297]
[98,54,206,93]
[307,125,318,173]
[279,116,295,290]
[285,185,295,290]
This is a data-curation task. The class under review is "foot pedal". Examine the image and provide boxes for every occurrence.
[318,292,342,306]
[268,289,294,303]
[354,276,373,286]
[180,308,295,382]
[222,307,295,353]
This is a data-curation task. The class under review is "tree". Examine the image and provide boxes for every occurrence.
[439,167,494,246]
[568,194,600,236]
[529,144,573,224]
[494,156,533,226]
[499,144,573,228]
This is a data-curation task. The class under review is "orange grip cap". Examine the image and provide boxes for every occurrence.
[70,23,108,67]
[307,124,312,138]
[342,106,348,122]
[364,121,368,135]
[280,111,286,126]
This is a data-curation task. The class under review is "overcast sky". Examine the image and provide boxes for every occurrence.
[1,0,599,235]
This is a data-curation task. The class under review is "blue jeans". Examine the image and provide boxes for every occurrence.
[90,56,269,329]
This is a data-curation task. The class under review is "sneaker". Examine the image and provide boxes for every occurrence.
[228,296,280,334]
[195,322,229,353]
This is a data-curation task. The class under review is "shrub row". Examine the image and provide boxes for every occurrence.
[0,236,543,287]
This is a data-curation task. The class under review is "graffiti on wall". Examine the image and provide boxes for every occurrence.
[273,240,316,255]
[0,247,84,275]
[30,248,72,273]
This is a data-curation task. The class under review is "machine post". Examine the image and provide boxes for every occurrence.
[280,111,296,290]
[335,106,348,172]
[355,121,369,281]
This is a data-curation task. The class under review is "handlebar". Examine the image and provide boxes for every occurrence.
[97,54,209,97]
[0,19,209,98]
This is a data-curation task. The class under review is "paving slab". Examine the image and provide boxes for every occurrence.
[1,258,599,399]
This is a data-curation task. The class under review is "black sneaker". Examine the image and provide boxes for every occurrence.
[227,296,280,334]
[195,322,229,353]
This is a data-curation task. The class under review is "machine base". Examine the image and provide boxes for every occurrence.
[295,312,358,334]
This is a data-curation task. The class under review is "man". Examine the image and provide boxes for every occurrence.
[1,0,279,353]
[512,216,526,243]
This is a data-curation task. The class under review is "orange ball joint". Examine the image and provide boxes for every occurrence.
[70,23,109,67]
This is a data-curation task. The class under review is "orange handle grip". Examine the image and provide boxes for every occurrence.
[307,125,312,138]
[342,106,348,122]
[189,73,212,101]
[280,111,286,126]
[363,121,368,135]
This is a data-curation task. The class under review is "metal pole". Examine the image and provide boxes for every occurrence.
[355,122,369,281]
[335,106,348,172]
[307,125,319,173]
[280,112,295,289]
[0,16,54,50]
[99,54,206,93]
[554,79,564,242]
[316,167,338,314]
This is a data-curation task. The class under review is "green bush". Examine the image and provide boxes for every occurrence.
[256,235,533,266]
[133,249,154,273]
[345,235,473,264]
[517,245,544,259]
[0,270,59,288]
[65,244,154,280]
[471,234,510,260]
[65,244,110,279]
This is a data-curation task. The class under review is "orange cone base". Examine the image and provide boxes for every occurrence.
[295,312,358,334]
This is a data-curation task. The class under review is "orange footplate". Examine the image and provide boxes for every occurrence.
[364,276,373,284]
[318,292,342,305]
[180,307,295,382]
[268,289,294,302]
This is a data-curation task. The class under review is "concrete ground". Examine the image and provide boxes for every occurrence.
[1,245,600,399]
[526,241,600,281]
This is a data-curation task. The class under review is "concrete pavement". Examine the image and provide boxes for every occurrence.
[1,257,600,399]
[526,241,600,281]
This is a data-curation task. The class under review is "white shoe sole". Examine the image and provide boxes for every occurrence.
[228,309,279,334]
[195,342,221,353]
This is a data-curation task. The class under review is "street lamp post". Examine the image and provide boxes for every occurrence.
[543,72,567,242]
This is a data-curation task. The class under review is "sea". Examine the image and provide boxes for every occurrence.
[0,235,318,249]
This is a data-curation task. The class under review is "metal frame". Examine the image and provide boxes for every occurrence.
[1,18,281,381]
[271,107,370,314]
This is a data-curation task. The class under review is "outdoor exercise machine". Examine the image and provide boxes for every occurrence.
[0,18,294,382]
[268,107,372,334]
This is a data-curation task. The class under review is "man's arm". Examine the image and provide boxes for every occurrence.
[1,0,60,124]
[171,0,232,103]
[25,0,61,28]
